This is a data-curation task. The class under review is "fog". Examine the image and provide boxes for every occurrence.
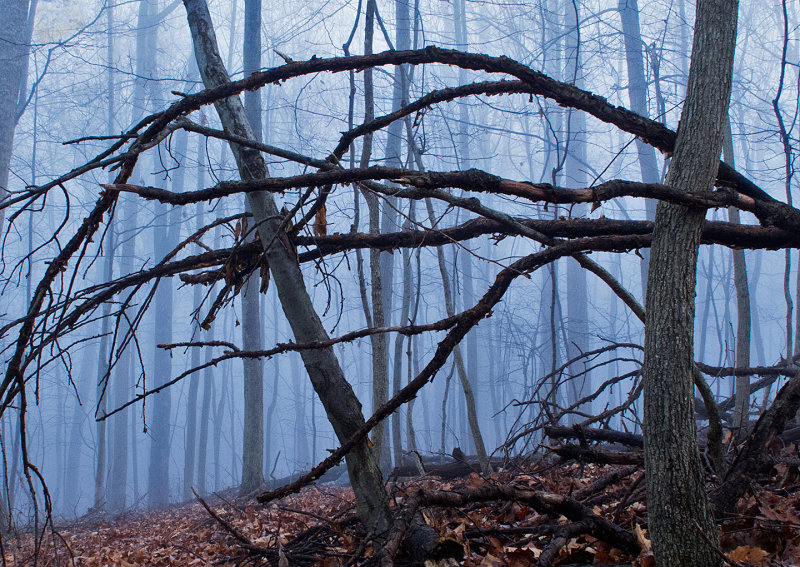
[0,0,795,527]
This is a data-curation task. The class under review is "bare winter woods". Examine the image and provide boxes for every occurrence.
[1,0,800,565]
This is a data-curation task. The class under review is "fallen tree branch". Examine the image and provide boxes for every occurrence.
[713,369,800,517]
[192,489,271,555]
[378,482,641,567]
[544,426,643,448]
[546,444,644,466]
[102,167,799,236]
[257,236,651,504]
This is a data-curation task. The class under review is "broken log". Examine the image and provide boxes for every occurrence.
[547,444,644,466]
[544,425,643,448]
[389,455,506,481]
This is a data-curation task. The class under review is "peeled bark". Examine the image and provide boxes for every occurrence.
[183,0,390,533]
[642,1,738,565]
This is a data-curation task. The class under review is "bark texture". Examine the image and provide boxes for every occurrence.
[642,1,738,566]
[0,0,30,228]
[183,0,390,533]
[239,0,265,495]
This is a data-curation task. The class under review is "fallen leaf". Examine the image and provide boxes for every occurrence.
[727,545,770,563]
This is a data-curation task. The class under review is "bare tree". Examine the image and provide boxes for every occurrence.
[0,0,31,229]
[239,0,265,495]
[642,0,738,565]
[182,0,391,533]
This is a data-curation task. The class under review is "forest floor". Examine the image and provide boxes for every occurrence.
[3,448,800,567]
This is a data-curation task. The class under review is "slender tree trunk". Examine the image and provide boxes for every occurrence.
[107,197,136,513]
[183,208,202,501]
[564,0,590,420]
[722,117,752,438]
[387,0,412,467]
[642,1,738,565]
[618,0,661,296]
[213,364,225,490]
[424,199,491,475]
[291,353,310,470]
[402,58,489,471]
[358,0,391,472]
[239,0,265,495]
[451,0,481,454]
[265,297,280,480]
[183,0,390,532]
[147,234,176,502]
[93,0,117,514]
[149,211,175,507]
[773,0,795,360]
[195,138,212,497]
[392,222,412,464]
[65,344,94,515]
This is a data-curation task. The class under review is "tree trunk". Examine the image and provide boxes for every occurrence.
[239,0,265,495]
[392,220,412,464]
[388,0,412,467]
[108,197,136,513]
[195,137,212,497]
[618,0,661,296]
[564,0,590,420]
[183,0,390,533]
[183,210,202,501]
[291,353,310,470]
[0,0,30,229]
[452,0,481,454]
[642,1,738,565]
[93,0,117,514]
[148,203,176,507]
[722,117,752,439]
[358,0,391,472]
[424,199,491,476]
[146,9,175,506]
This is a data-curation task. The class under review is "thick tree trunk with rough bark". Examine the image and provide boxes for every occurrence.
[182,0,390,533]
[642,1,738,566]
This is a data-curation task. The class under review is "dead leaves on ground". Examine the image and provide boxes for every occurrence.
[4,451,800,566]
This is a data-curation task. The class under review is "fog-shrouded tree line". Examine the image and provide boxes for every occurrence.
[2,0,800,565]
